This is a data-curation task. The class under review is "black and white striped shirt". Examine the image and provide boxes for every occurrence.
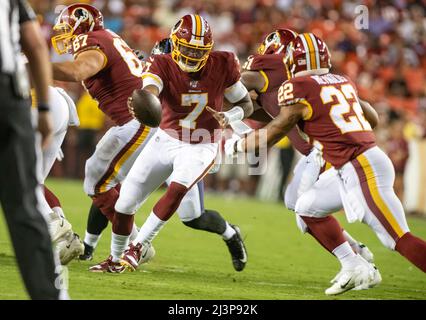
[0,0,35,74]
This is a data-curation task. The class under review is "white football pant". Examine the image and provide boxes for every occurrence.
[116,128,218,219]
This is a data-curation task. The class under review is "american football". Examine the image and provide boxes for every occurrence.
[130,89,162,128]
[1,0,425,308]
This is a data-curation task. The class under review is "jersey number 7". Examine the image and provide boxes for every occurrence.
[180,93,208,129]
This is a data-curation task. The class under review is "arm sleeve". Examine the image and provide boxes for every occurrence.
[142,56,164,93]
[18,0,36,24]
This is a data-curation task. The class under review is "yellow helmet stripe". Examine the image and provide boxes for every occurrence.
[303,33,317,69]
[299,34,312,70]
[309,33,321,69]
[194,14,202,40]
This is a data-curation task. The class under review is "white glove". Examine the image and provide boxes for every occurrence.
[224,134,242,158]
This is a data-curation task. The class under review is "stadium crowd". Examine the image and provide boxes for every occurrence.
[29,0,426,213]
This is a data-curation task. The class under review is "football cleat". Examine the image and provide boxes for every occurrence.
[49,216,72,243]
[358,243,374,263]
[325,256,379,296]
[121,242,155,272]
[56,231,85,265]
[89,255,126,273]
[224,225,247,272]
[79,242,95,261]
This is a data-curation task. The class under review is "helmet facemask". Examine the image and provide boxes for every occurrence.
[171,36,213,72]
[284,42,296,78]
[51,21,75,55]
[258,32,283,55]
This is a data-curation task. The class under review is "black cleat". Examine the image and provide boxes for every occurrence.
[79,242,95,261]
[224,225,247,272]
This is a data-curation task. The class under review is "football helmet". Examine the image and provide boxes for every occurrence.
[151,38,172,55]
[284,32,331,77]
[258,29,298,55]
[52,3,104,55]
[170,14,214,72]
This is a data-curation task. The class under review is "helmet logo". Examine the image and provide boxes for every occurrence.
[171,19,183,35]
[71,8,91,23]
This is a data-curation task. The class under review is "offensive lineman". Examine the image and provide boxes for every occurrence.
[228,33,426,295]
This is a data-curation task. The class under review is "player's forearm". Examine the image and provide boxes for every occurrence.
[236,93,254,118]
[240,107,302,153]
[360,100,379,129]
[20,21,51,104]
[52,61,86,82]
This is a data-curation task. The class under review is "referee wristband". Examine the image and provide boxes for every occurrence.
[37,103,50,112]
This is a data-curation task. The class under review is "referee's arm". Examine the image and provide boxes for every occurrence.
[19,0,53,149]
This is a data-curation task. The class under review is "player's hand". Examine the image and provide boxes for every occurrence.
[224,133,242,158]
[38,110,54,150]
[206,106,228,128]
[127,96,136,118]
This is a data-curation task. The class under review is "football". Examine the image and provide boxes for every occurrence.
[130,89,162,128]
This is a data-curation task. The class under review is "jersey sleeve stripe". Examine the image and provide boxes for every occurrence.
[142,72,164,92]
[258,70,269,93]
[298,99,313,120]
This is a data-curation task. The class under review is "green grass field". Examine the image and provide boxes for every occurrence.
[0,178,425,300]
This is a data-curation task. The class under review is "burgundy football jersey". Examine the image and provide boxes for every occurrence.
[143,51,241,143]
[278,73,376,168]
[243,54,312,155]
[72,29,143,125]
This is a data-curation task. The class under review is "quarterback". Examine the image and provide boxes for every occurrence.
[96,14,253,272]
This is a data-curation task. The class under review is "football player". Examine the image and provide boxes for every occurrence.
[50,3,157,270]
[240,29,377,274]
[228,33,426,295]
[85,37,249,273]
[95,14,253,272]
[32,86,84,265]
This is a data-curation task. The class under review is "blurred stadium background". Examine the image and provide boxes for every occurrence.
[29,0,426,213]
[1,0,425,301]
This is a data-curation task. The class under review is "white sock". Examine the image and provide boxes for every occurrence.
[129,224,139,242]
[342,230,361,254]
[52,206,66,219]
[133,212,165,246]
[111,232,130,262]
[222,222,236,240]
[332,241,358,269]
[84,231,101,248]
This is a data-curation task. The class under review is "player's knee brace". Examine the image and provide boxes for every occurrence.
[182,209,226,235]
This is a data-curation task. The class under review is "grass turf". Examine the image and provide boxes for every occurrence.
[0,178,425,300]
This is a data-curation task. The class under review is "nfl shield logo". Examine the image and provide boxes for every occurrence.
[190,80,198,88]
